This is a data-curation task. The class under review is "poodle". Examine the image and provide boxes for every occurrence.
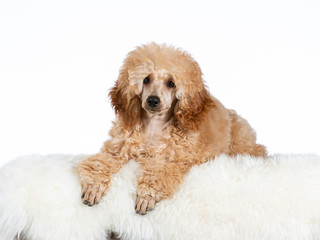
[78,43,267,215]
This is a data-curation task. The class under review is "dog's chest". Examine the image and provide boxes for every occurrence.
[143,118,168,144]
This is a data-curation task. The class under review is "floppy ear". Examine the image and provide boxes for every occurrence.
[109,69,143,129]
[108,48,154,129]
[175,86,214,131]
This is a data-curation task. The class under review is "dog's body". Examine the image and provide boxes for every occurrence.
[78,43,267,214]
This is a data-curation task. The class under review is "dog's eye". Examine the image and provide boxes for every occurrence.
[167,80,175,88]
[143,77,150,85]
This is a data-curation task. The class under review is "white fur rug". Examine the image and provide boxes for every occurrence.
[1,154,320,240]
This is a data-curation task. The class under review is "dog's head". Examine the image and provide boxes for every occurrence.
[109,43,214,130]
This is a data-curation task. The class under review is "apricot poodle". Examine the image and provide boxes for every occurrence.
[78,43,267,215]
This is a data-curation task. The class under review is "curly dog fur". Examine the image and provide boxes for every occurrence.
[78,43,267,214]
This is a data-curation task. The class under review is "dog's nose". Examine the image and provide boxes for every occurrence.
[147,96,160,108]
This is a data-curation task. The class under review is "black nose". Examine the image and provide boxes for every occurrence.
[147,96,160,108]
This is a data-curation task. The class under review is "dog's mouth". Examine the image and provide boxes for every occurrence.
[143,105,170,116]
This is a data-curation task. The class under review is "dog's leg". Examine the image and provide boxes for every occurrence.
[135,159,190,215]
[228,110,267,157]
[78,152,127,206]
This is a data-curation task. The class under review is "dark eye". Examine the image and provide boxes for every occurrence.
[167,80,175,88]
[143,77,150,84]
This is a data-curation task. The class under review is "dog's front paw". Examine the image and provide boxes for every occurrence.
[81,182,109,206]
[135,195,156,215]
[135,186,156,215]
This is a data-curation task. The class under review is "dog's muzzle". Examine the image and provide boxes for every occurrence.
[147,96,160,108]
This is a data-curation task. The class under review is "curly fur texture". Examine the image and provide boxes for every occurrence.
[78,43,267,214]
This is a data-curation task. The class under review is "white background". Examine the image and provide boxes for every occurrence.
[0,0,319,167]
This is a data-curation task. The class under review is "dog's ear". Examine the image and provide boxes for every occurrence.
[173,57,215,131]
[109,50,153,129]
[109,69,143,129]
[175,87,214,131]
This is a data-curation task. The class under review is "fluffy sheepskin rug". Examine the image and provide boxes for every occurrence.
[1,154,320,240]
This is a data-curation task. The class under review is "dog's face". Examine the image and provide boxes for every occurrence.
[140,70,177,116]
[110,43,213,129]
